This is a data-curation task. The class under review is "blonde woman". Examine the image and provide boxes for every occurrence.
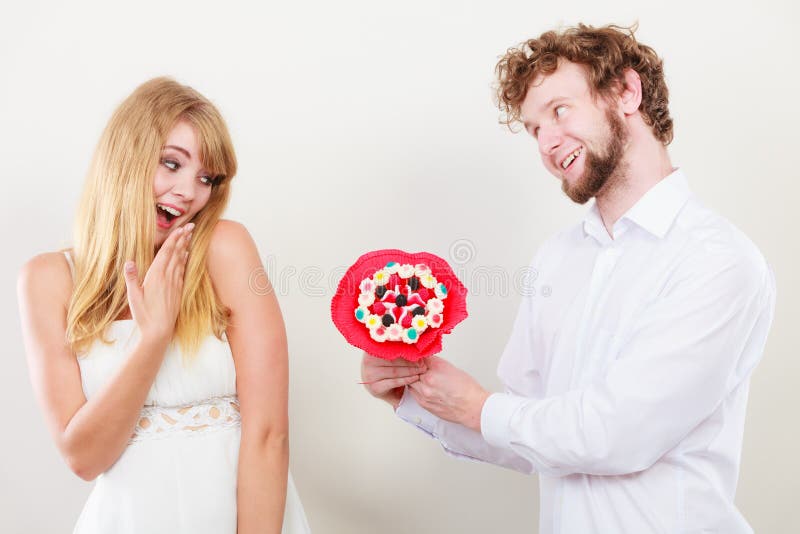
[17,78,310,534]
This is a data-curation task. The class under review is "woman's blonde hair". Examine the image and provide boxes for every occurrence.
[67,77,237,357]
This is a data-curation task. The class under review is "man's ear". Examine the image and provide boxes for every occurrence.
[618,68,642,115]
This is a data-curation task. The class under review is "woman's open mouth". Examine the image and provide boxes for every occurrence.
[156,203,183,229]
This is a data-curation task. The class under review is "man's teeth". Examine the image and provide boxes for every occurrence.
[157,204,181,216]
[561,147,583,169]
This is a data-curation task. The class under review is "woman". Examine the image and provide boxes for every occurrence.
[17,78,310,534]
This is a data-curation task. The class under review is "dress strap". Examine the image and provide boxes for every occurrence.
[63,250,75,281]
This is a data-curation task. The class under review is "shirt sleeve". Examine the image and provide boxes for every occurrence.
[395,388,533,474]
[481,250,776,477]
[393,243,555,474]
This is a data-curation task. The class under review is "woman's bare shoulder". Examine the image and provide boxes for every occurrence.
[17,250,73,314]
[206,219,263,294]
[208,219,259,263]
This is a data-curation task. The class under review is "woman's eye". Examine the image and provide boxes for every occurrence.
[162,159,180,171]
[555,105,567,118]
[200,175,214,186]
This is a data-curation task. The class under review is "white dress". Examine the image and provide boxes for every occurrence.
[65,251,311,534]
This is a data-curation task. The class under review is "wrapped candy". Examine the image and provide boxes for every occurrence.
[331,249,468,361]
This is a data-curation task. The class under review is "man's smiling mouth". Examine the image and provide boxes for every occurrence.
[561,147,583,170]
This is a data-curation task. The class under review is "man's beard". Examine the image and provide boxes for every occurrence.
[562,109,628,204]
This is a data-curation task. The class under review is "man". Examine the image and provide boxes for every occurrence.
[361,24,775,533]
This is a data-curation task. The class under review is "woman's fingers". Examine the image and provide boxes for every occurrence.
[166,224,192,282]
[132,223,195,340]
[153,223,191,275]
[122,260,142,316]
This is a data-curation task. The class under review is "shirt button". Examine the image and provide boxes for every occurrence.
[415,417,422,425]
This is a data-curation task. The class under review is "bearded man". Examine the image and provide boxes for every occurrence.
[361,24,776,534]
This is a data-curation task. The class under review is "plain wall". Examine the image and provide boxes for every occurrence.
[2,1,798,532]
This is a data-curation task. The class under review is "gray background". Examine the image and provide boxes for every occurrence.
[2,0,798,532]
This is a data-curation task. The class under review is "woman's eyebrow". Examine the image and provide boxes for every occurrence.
[162,145,191,159]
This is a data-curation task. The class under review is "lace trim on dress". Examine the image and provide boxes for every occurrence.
[131,395,241,442]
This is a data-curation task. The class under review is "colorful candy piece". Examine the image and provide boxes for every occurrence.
[426,298,444,314]
[373,270,390,285]
[359,278,376,294]
[387,324,403,341]
[402,327,419,344]
[358,292,375,307]
[354,307,369,323]
[407,293,426,307]
[365,315,382,330]
[427,312,443,328]
[370,326,388,342]
[388,274,401,288]
[412,315,428,332]
[372,301,387,315]
[382,314,395,327]
[385,262,400,274]
[398,264,415,279]
[420,273,437,289]
[435,283,448,300]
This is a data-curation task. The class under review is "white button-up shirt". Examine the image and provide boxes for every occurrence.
[397,169,776,533]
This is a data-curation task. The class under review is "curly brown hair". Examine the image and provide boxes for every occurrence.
[495,23,673,144]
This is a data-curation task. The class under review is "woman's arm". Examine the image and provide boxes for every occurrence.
[17,226,192,480]
[207,221,288,534]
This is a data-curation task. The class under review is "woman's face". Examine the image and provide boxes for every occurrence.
[153,121,216,247]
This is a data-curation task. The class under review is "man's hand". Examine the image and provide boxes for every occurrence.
[407,356,490,432]
[361,352,427,410]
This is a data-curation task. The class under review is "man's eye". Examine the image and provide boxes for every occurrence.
[555,105,567,117]
[162,159,180,171]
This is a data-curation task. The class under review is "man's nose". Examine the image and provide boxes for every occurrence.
[537,126,562,157]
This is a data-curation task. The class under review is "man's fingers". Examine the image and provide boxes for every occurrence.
[367,361,427,373]
[408,381,432,398]
[407,384,429,408]
[365,374,420,396]
[363,365,423,384]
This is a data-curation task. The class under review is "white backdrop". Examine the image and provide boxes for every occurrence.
[2,1,798,532]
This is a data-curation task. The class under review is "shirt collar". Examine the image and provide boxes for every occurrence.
[583,168,692,242]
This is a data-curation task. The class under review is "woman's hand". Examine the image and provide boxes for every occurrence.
[123,223,193,343]
[360,351,427,410]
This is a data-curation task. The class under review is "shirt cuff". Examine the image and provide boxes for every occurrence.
[481,392,527,450]
[396,387,438,436]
